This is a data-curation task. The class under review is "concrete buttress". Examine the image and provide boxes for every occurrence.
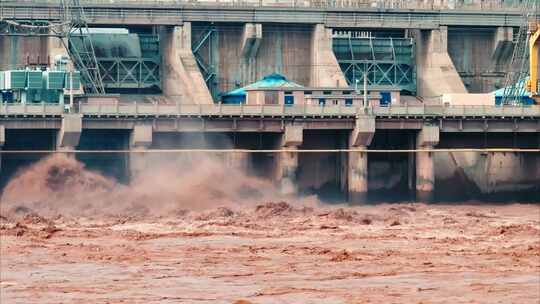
[413,26,467,101]
[310,24,348,88]
[416,125,440,202]
[57,114,82,150]
[275,125,303,195]
[348,116,375,203]
[160,23,213,104]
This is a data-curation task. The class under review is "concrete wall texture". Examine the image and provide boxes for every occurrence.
[448,28,508,93]
[0,36,49,70]
[195,23,314,94]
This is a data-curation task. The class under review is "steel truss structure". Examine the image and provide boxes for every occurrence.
[0,0,105,94]
[61,0,104,94]
[97,57,160,90]
[333,35,416,93]
[192,25,218,100]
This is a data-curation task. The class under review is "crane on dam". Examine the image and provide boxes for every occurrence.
[501,0,538,105]
[526,22,539,103]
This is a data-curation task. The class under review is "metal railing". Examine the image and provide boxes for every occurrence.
[2,1,531,28]
[3,0,526,11]
[2,103,539,118]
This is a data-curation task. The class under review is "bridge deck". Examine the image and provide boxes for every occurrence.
[1,103,539,118]
[1,104,538,133]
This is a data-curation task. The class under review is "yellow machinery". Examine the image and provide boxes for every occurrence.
[527,22,539,102]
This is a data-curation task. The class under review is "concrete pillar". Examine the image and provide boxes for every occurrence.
[240,23,262,84]
[160,23,214,104]
[348,116,375,203]
[412,26,467,101]
[129,124,153,180]
[57,114,82,151]
[348,147,368,203]
[491,27,513,69]
[275,125,303,195]
[226,151,250,173]
[0,125,4,174]
[416,125,440,202]
[310,24,348,88]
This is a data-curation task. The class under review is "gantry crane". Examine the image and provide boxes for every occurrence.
[526,22,539,102]
[501,0,537,105]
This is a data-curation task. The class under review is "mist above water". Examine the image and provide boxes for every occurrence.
[0,152,286,218]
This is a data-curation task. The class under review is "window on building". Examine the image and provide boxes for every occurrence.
[345,98,353,106]
[265,91,279,105]
[284,95,294,106]
[319,98,326,106]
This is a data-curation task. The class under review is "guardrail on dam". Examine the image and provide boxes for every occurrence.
[0,2,530,27]
[2,103,540,118]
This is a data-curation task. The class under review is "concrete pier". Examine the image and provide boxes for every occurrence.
[275,125,303,195]
[226,151,250,173]
[348,147,368,203]
[57,114,82,151]
[348,117,375,203]
[416,125,440,202]
[0,125,4,173]
[129,124,153,179]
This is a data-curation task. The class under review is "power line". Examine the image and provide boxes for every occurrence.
[1,148,539,154]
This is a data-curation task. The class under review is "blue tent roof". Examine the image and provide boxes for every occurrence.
[493,78,531,97]
[223,73,304,97]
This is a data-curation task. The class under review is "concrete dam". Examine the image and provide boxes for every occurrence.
[0,0,539,203]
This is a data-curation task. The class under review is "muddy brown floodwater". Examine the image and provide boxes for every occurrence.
[1,202,539,303]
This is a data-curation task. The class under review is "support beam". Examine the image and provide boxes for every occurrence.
[160,23,213,104]
[416,125,440,202]
[129,124,153,180]
[349,116,375,147]
[57,114,82,150]
[275,125,303,195]
[310,24,348,88]
[412,26,467,101]
[348,116,375,204]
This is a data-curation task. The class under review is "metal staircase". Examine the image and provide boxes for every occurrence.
[60,0,105,94]
[501,0,536,105]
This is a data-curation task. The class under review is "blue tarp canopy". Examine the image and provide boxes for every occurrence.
[493,79,530,97]
[221,73,303,104]
[492,78,536,105]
